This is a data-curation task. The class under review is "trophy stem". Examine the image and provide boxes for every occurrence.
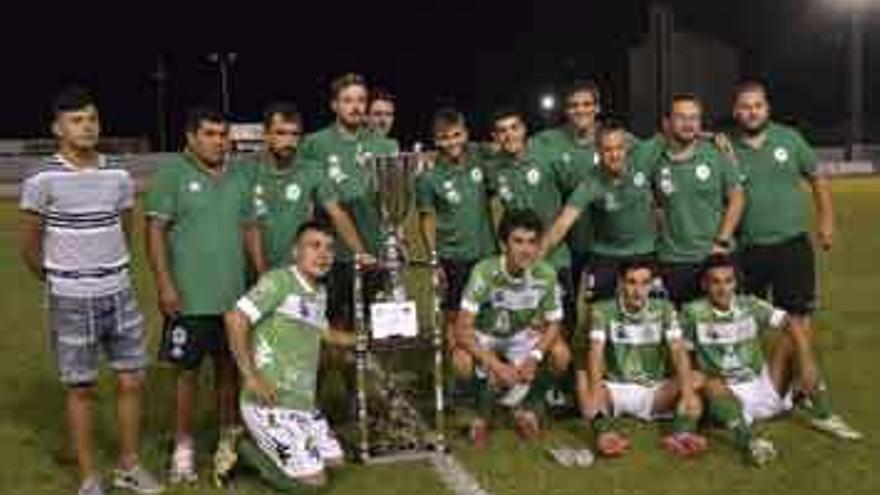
[384,227,407,302]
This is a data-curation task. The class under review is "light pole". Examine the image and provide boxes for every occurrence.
[847,3,865,159]
[151,56,168,151]
[208,52,237,115]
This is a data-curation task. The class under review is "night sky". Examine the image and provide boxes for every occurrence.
[1,0,876,148]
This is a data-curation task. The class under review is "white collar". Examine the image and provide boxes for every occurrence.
[711,297,737,318]
[54,152,104,171]
[290,266,316,294]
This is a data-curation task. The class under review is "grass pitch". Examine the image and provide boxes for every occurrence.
[0,178,878,494]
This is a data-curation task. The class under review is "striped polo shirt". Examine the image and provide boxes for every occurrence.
[19,153,134,297]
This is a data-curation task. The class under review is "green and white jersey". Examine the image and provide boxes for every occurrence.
[415,153,497,261]
[589,298,681,385]
[732,122,820,247]
[682,296,787,383]
[235,267,328,410]
[652,140,742,263]
[488,146,581,269]
[565,157,657,257]
[144,153,256,315]
[296,125,398,262]
[244,154,338,268]
[461,255,562,338]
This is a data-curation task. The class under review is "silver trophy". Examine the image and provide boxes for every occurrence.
[366,150,423,302]
[354,146,446,463]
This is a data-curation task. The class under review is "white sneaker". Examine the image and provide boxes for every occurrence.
[747,437,777,467]
[112,464,164,494]
[78,476,104,495]
[809,414,863,441]
[168,444,198,484]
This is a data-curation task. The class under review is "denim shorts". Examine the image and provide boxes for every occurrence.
[49,288,147,385]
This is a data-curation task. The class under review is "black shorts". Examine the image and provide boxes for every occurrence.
[570,251,592,298]
[738,233,816,315]
[585,253,657,302]
[159,315,230,371]
[557,267,576,337]
[660,261,704,307]
[325,261,388,329]
[439,259,479,311]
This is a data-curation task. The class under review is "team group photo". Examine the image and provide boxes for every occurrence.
[2,2,878,495]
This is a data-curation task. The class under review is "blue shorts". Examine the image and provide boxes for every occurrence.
[49,288,148,385]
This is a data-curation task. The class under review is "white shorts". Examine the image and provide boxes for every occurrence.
[475,330,540,407]
[240,402,344,479]
[606,382,665,421]
[728,367,793,425]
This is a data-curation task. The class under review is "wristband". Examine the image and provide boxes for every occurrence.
[530,348,545,363]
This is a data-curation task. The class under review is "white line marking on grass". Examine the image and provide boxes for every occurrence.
[432,454,492,495]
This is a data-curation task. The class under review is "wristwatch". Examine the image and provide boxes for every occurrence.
[713,237,733,250]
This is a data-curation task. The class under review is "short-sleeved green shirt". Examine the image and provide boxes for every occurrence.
[145,154,256,315]
[652,141,742,263]
[682,295,786,383]
[566,158,657,257]
[461,255,562,338]
[489,146,579,269]
[532,126,600,255]
[235,267,327,410]
[244,155,337,268]
[585,298,682,384]
[415,154,497,261]
[296,125,398,262]
[733,122,819,247]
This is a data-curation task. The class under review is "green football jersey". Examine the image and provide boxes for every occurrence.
[589,298,681,385]
[415,153,497,261]
[488,145,580,269]
[144,154,256,315]
[652,140,742,263]
[732,122,819,247]
[461,255,562,338]
[565,158,657,257]
[296,125,398,262]
[244,154,338,268]
[682,296,787,383]
[236,267,328,410]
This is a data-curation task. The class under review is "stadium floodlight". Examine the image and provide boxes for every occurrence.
[540,93,557,112]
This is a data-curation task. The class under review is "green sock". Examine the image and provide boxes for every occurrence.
[521,366,553,414]
[671,411,698,434]
[474,377,495,418]
[799,382,834,420]
[707,396,752,453]
[591,412,617,434]
[237,437,322,493]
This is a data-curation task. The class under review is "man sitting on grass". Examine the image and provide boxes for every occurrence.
[579,260,707,458]
[683,254,862,467]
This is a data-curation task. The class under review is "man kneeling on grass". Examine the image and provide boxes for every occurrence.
[683,254,861,467]
[454,209,572,448]
[224,221,355,489]
[579,260,707,458]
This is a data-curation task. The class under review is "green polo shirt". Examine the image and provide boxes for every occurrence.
[489,145,578,270]
[566,157,657,257]
[245,154,338,268]
[297,125,398,262]
[653,141,742,263]
[733,122,819,247]
[415,153,497,261]
[145,153,256,315]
